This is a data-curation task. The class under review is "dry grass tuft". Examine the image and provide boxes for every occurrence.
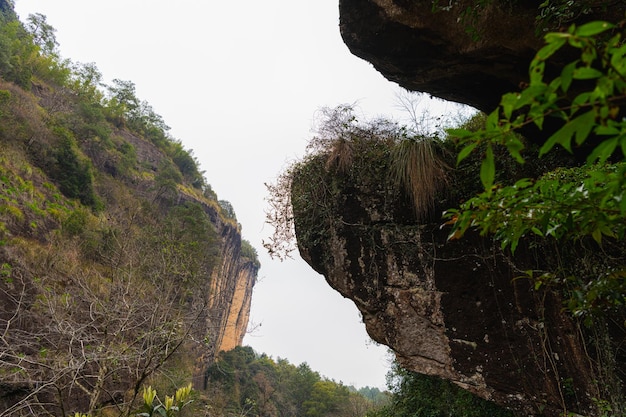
[325,138,355,173]
[390,138,449,220]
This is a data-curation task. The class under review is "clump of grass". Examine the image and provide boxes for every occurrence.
[390,137,449,220]
[325,138,355,173]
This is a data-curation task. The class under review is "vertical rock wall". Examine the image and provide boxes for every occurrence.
[186,202,259,389]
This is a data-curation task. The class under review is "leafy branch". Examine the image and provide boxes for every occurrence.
[444,20,626,319]
[450,20,626,189]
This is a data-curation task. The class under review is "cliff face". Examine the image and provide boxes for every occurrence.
[207,217,258,354]
[290,143,624,416]
[184,199,259,389]
[301,2,626,415]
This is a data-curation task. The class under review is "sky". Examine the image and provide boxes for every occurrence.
[13,0,470,390]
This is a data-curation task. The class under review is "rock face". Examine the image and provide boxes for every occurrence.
[324,2,626,414]
[191,203,259,388]
[338,0,626,112]
[208,220,258,353]
[291,149,623,416]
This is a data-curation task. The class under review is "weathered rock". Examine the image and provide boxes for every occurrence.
[291,150,624,416]
[208,220,258,353]
[339,0,626,112]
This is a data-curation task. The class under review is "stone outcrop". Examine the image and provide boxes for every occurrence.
[188,204,259,389]
[321,2,626,414]
[291,148,624,416]
[339,0,626,112]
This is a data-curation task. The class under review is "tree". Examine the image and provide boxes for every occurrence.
[0,194,218,416]
[303,381,350,417]
[0,14,38,87]
[25,13,58,56]
[366,362,512,417]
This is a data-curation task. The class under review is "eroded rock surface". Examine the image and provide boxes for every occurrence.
[339,0,626,112]
[292,152,622,415]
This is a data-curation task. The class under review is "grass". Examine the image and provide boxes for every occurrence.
[390,137,449,220]
[325,138,355,173]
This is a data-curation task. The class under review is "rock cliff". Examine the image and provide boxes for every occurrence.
[290,138,624,415]
[207,213,258,354]
[293,1,626,415]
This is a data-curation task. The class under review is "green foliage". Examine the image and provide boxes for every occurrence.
[0,17,38,87]
[451,20,626,183]
[446,21,626,319]
[304,380,350,417]
[447,163,626,251]
[218,199,237,220]
[0,0,17,21]
[0,4,250,415]
[535,0,611,32]
[367,363,513,417]
[135,384,193,417]
[25,13,58,57]
[61,206,89,237]
[50,126,101,209]
[265,105,451,260]
[240,238,260,269]
[141,201,218,283]
[169,140,205,189]
[205,346,380,417]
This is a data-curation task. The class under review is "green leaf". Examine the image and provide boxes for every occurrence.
[480,145,495,190]
[572,92,591,110]
[500,93,519,120]
[506,136,525,163]
[510,238,519,254]
[446,128,472,139]
[560,61,577,92]
[610,44,626,74]
[574,111,596,146]
[536,37,567,60]
[573,67,603,80]
[544,32,570,42]
[574,21,614,37]
[540,111,595,155]
[592,228,603,245]
[485,109,499,130]
[619,189,626,215]
[595,125,620,136]
[457,142,477,164]
[587,137,618,164]
[530,60,545,85]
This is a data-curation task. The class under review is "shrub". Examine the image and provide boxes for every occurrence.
[50,126,101,209]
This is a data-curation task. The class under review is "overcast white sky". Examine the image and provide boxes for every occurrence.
[14,0,469,389]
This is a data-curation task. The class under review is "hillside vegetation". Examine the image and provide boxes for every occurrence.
[0,2,260,415]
